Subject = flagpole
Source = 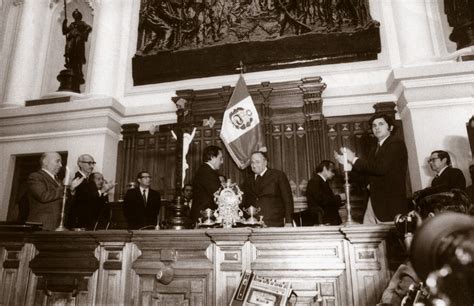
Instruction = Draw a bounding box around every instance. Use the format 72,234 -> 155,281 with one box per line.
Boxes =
236,61 -> 245,75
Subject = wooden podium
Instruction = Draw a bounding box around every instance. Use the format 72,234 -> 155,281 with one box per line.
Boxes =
0,225 -> 394,305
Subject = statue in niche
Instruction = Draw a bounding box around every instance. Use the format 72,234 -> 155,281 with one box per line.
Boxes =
444,0 -> 474,58
57,8 -> 92,93
136,0 -> 379,55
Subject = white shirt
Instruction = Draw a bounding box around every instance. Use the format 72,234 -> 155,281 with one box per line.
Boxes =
378,135 -> 390,147
140,187 -> 149,196
206,161 -> 216,170
255,167 -> 268,179
437,166 -> 449,176
317,173 -> 327,182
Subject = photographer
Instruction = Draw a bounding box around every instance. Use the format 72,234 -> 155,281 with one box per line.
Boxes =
378,189 -> 472,306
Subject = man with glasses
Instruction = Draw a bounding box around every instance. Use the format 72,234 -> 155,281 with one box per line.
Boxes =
68,154 -> 114,229
67,154 -> 95,227
303,160 -> 346,226
123,171 -> 161,229
413,150 -> 466,202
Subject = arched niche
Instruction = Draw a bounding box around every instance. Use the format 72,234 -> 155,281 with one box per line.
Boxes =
41,0 -> 94,95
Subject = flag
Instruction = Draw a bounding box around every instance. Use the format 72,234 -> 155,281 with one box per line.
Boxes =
220,75 -> 266,169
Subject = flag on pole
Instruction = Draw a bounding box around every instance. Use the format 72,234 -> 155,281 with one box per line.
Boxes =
220,75 -> 266,169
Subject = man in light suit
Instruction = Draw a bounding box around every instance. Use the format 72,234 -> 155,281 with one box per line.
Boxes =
123,171 -> 161,229
241,151 -> 294,227
190,146 -> 223,223
26,152 -> 64,230
335,113 -> 409,224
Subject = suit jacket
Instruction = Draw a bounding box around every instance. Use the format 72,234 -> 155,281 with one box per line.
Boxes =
191,163 -> 221,223
431,167 -> 466,190
123,187 -> 161,229
306,175 -> 343,225
353,135 -> 409,222
241,168 -> 294,227
414,167 -> 467,201
26,169 -> 64,230
72,180 -> 110,230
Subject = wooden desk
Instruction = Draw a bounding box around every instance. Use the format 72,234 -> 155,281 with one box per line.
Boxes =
0,225 -> 393,305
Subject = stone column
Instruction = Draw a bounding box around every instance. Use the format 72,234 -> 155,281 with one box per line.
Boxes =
2,0 -> 47,108
87,0 -> 131,97
391,0 -> 436,65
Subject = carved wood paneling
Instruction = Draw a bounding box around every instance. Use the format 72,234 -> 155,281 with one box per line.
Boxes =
115,79 -> 406,224
0,227 -> 395,306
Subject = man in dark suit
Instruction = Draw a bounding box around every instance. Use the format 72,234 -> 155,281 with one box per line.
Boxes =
67,154 -> 95,227
26,152 -> 64,230
74,172 -> 112,230
335,113 -> 409,223
303,160 -> 345,226
190,146 -> 223,223
413,150 -> 466,202
241,151 -> 294,227
123,171 -> 161,229
428,150 -> 466,190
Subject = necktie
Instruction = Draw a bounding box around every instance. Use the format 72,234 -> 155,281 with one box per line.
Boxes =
375,143 -> 381,155
255,174 -> 261,184
142,189 -> 147,206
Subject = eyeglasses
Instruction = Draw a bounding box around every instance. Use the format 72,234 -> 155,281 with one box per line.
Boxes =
140,176 -> 152,179
80,161 -> 96,165
428,157 -> 440,163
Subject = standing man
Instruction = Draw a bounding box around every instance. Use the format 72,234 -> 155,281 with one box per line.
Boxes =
303,160 -> 345,226
26,152 -> 64,230
335,113 -> 409,224
413,150 -> 466,201
190,146 -> 223,223
182,183 -> 193,207
241,151 -> 294,227
68,154 -> 96,228
123,171 -> 161,229
88,172 -> 112,230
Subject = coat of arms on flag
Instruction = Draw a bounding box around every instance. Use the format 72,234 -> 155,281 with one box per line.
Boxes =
220,75 -> 266,169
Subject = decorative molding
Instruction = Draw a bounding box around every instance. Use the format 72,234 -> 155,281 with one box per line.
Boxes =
0,127 -> 121,143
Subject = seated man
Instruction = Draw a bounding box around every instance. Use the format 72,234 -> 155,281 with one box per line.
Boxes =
123,171 -> 161,229
413,150 -> 466,202
241,151 -> 294,227
302,160 -> 345,226
378,189 -> 472,306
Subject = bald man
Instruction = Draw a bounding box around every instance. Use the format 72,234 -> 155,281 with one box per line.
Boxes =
26,152 -> 64,230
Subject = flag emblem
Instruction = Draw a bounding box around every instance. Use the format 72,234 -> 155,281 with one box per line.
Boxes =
230,107 -> 254,130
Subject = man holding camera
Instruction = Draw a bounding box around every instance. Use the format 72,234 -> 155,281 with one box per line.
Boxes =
379,189 -> 472,306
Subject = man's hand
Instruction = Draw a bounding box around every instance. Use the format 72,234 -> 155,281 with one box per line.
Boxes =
70,176 -> 85,192
102,180 -> 116,193
345,148 -> 356,163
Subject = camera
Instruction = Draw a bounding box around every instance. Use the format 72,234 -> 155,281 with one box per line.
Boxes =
394,211 -> 420,237
410,212 -> 474,306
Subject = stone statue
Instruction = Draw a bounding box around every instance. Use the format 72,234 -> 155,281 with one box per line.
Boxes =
60,9 -> 92,92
